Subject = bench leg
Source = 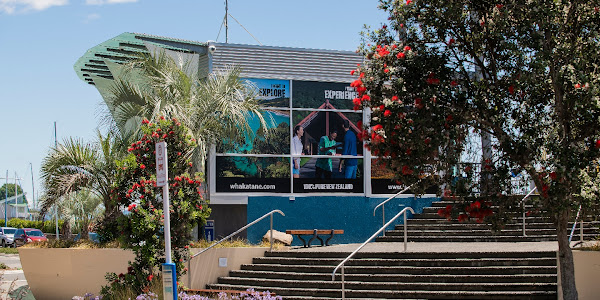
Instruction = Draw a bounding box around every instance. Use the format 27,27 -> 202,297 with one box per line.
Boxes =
325,229 -> 335,246
297,235 -> 308,248
307,229 -> 319,247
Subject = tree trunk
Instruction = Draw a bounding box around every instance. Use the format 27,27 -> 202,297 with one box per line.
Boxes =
557,210 -> 578,300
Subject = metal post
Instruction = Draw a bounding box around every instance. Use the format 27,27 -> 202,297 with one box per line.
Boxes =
381,205 -> 385,236
163,183 -> 172,264
580,220 -> 584,244
14,173 -> 17,218
4,170 -> 7,225
30,163 -> 35,211
54,122 -> 59,240
341,265 -> 345,300
270,213 -> 274,252
403,211 -> 408,252
522,201 -> 526,236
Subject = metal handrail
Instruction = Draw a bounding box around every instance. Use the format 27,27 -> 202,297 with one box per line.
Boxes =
520,186 -> 537,236
569,205 -> 583,245
373,179 -> 422,235
187,209 -> 285,287
332,207 -> 415,299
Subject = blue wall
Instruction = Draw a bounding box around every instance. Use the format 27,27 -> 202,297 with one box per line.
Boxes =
247,195 -> 439,246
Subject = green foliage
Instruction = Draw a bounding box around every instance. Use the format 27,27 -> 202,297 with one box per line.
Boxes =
0,184 -> 24,199
0,248 -> 18,254
356,1 -> 600,299
102,118 -> 210,296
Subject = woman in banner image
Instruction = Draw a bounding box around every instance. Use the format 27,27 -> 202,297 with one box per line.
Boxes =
292,125 -> 304,178
315,130 -> 338,179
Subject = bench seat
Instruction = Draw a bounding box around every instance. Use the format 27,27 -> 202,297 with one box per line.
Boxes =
285,229 -> 344,247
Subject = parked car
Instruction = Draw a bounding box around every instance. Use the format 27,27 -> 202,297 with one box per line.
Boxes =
13,228 -> 47,246
73,232 -> 100,243
0,227 -> 17,247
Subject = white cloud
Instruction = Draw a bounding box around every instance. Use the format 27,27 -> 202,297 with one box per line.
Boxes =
83,12 -> 99,23
85,0 -> 137,5
0,0 -> 68,14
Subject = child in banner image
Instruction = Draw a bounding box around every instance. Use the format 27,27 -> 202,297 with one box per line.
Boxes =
315,131 -> 338,179
292,125 -> 304,178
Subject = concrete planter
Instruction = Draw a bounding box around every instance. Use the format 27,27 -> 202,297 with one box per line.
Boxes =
558,250 -> 600,300
18,248 -> 135,300
18,247 -> 269,299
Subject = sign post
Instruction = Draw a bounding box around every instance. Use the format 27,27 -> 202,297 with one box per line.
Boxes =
156,141 -> 177,300
204,220 -> 215,242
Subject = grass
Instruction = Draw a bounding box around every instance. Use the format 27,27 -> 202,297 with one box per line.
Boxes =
0,248 -> 18,254
189,238 -> 286,250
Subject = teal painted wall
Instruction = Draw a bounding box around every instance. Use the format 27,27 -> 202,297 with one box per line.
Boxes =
247,195 -> 439,246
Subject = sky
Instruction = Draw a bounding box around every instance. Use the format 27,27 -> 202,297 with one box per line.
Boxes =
0,0 -> 388,209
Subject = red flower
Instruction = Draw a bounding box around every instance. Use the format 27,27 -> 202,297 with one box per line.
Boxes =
142,119 -> 150,124
550,172 -> 557,180
372,124 -> 383,131
574,83 -> 581,89
391,96 -> 399,101
448,38 -> 455,45
446,115 -> 453,122
402,165 -> 413,175
496,4 -> 504,9
147,274 -> 154,281
595,140 -> 600,149
397,52 -> 406,59
350,70 -> 355,75
353,98 -> 361,106
404,46 -> 411,51
127,204 -> 136,211
384,110 -> 392,117
406,0 -> 412,5
508,85 -> 515,95
458,214 -> 468,223
415,98 -> 423,109
451,81 -> 458,87
140,164 -> 146,170
384,68 -> 389,73
362,94 -> 371,101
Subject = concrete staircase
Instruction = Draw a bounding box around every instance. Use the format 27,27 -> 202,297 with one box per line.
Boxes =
376,200 -> 600,243
206,250 -> 558,299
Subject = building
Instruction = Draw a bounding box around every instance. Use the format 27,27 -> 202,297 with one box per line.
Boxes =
74,32 -> 438,245
0,194 -> 31,220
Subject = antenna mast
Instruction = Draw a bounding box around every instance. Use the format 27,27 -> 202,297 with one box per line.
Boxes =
225,0 -> 228,43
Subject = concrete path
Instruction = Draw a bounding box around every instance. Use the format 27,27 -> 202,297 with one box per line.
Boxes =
0,253 -> 33,299
290,241 -> 561,253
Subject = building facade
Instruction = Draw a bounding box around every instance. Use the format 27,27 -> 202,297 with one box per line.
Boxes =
74,33 -> 438,245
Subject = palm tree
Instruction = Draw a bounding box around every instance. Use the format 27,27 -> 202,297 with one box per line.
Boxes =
102,50 -> 269,168
58,189 -> 104,240
40,131 -> 121,233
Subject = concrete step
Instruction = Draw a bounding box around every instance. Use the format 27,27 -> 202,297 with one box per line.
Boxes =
216,277 -> 556,292
229,270 -> 557,283
240,263 -> 557,275
376,235 -> 559,242
252,256 -> 556,267
206,283 -> 557,299
264,250 -> 557,259
392,229 -> 558,236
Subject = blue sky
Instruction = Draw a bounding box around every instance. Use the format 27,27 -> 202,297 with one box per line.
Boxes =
0,0 -> 387,208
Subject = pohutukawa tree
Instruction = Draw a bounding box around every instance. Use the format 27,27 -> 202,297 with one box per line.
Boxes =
354,1 -> 600,299
102,117 -> 210,296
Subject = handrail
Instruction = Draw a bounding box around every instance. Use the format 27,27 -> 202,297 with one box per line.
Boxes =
520,186 -> 537,236
373,179 -> 422,235
332,207 -> 415,299
569,205 -> 583,245
187,209 -> 285,288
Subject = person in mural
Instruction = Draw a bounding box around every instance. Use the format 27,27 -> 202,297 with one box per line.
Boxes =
292,125 -> 304,178
315,131 -> 338,179
338,119 -> 358,179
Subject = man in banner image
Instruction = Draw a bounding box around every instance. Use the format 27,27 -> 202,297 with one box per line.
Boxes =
338,119 -> 358,179
315,131 -> 338,179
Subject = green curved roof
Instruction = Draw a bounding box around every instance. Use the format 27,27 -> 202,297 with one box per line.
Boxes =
74,32 -> 208,85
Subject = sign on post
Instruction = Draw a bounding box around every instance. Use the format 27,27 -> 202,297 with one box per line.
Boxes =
156,142 -> 168,187
204,220 -> 214,242
162,263 -> 177,300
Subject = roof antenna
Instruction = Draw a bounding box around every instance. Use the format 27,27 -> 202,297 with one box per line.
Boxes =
225,0 -> 228,43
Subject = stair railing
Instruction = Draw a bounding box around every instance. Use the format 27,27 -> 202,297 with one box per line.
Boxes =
332,207 -> 415,300
569,205 -> 584,245
520,186 -> 537,236
373,179 -> 422,236
186,209 -> 285,288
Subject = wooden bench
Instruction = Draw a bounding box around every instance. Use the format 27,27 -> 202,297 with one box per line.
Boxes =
286,229 -> 344,247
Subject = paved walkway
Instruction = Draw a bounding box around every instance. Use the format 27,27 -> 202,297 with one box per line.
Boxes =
290,241 -> 561,253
